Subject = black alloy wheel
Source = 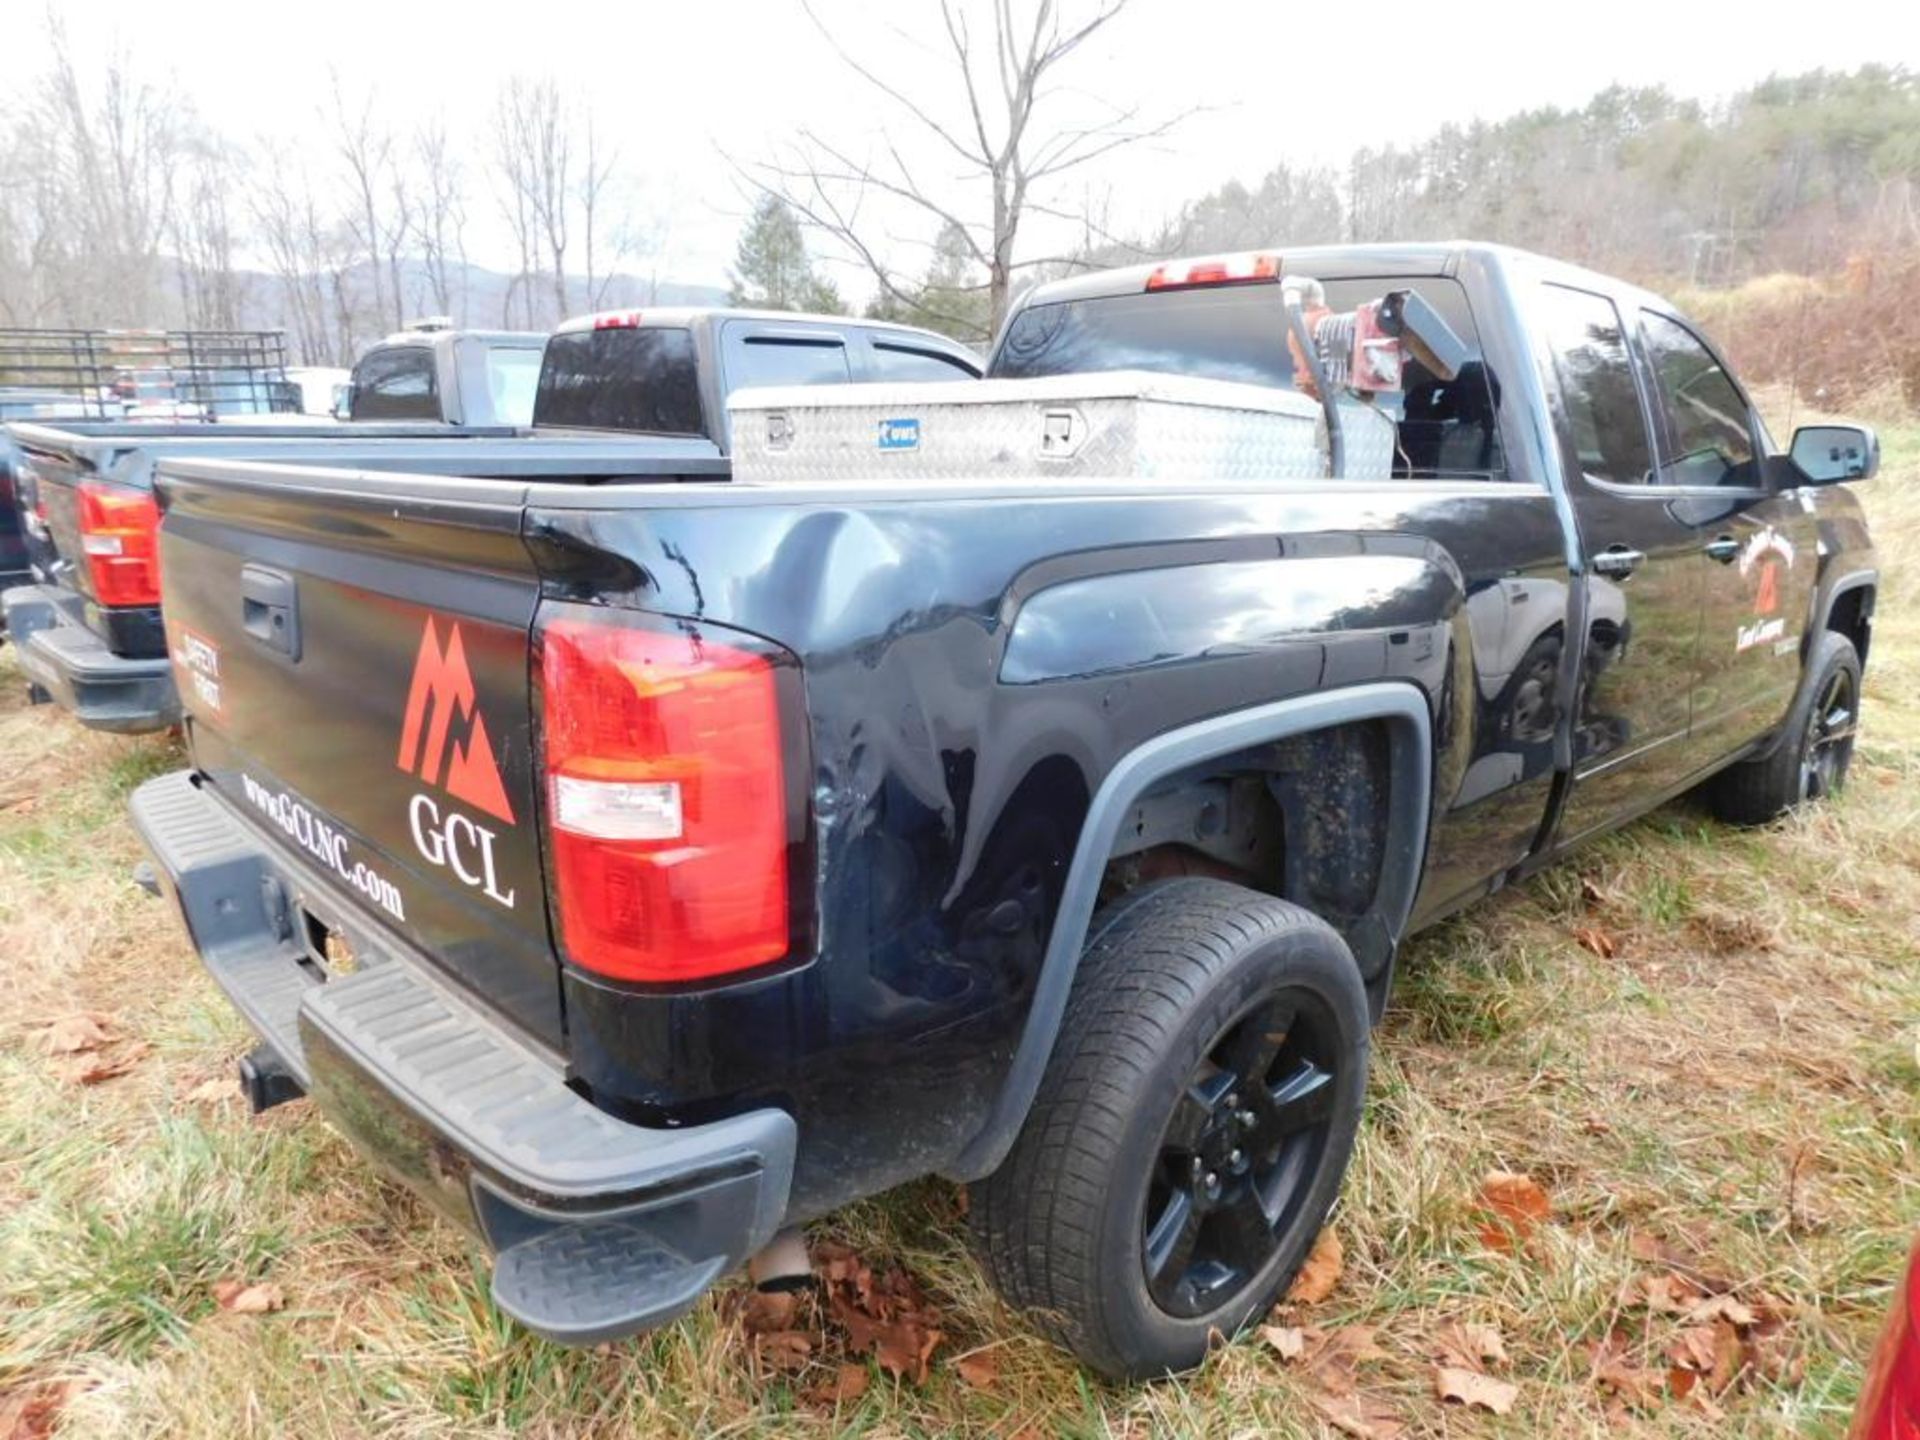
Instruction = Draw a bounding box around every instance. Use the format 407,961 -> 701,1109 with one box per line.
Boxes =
1142,989 -> 1340,1317
1800,664 -> 1857,801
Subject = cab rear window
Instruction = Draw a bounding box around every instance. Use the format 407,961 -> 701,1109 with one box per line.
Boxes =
535,328 -> 704,435
990,278 -> 1505,480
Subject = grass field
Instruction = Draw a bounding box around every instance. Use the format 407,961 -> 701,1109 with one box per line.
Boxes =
2,414 -> 1915,1438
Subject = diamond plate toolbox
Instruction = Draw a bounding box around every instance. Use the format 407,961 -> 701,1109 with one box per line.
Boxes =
727,370 -> 1397,484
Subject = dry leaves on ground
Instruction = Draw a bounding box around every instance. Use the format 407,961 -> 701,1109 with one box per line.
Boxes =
817,1241 -> 945,1385
1590,1332 -> 1665,1410
33,1010 -> 150,1085
213,1279 -> 285,1315
1309,1388 -> 1405,1439
1287,1227 -> 1343,1303
1262,1321 -> 1401,1433
36,1011 -> 115,1054
801,1363 -> 869,1406
1573,925 -> 1620,959
1261,1323 -> 1308,1360
0,1381 -> 85,1440
953,1347 -> 1000,1389
1434,1365 -> 1519,1415
1475,1170 -> 1551,1252
1431,1319 -> 1508,1371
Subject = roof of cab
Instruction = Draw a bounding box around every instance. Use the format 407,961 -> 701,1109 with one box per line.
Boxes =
367,328 -> 546,350
552,305 -> 974,347
1010,241 -> 1666,315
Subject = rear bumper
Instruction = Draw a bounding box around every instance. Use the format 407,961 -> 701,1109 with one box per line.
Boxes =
1,584 -> 179,732
129,769 -> 796,1346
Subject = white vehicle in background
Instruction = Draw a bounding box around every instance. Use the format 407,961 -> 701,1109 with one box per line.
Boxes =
284,366 -> 352,417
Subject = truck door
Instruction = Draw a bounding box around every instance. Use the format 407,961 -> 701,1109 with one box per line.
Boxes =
1536,283 -> 1705,846
1633,309 -> 1818,773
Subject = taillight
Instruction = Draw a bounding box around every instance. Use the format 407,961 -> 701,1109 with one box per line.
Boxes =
76,479 -> 161,607
1145,251 -> 1281,291
1855,1242 -> 1920,1439
591,310 -> 645,330
540,613 -> 791,984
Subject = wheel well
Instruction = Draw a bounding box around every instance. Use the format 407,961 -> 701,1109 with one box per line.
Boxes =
1098,720 -> 1394,986
1826,585 -> 1874,668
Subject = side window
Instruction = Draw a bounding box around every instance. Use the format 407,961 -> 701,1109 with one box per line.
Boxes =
871,341 -> 979,382
1538,285 -> 1653,487
730,336 -> 851,390
1639,311 -> 1758,489
352,348 -> 438,420
483,346 -> 544,426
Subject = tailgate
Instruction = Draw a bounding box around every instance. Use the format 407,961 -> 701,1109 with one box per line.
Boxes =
155,457 -> 560,1041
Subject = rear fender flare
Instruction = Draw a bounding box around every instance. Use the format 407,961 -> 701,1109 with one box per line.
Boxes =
944,681 -> 1433,1182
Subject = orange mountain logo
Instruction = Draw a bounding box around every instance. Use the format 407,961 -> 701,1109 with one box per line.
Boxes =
396,618 -> 516,824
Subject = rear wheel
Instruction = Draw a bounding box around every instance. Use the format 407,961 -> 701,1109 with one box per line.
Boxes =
1709,630 -> 1861,825
968,878 -> 1369,1380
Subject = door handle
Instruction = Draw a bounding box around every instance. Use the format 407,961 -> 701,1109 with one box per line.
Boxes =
1591,545 -> 1646,579
1703,535 -> 1741,564
240,564 -> 300,660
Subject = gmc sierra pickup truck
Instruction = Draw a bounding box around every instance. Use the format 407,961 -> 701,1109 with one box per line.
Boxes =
3,309 -> 979,730
127,244 -> 1878,1380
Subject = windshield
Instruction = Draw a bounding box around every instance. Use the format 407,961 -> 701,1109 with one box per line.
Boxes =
485,346 -> 545,426
990,277 -> 1505,480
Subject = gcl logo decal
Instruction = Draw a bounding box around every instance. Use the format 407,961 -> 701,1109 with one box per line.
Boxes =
397,617 -> 515,822
397,617 -> 517,909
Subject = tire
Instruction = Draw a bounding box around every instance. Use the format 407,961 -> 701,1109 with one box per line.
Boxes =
1708,630 -> 1862,826
968,878 -> 1370,1380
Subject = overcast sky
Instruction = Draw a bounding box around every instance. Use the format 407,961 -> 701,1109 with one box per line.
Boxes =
36,0 -> 1920,291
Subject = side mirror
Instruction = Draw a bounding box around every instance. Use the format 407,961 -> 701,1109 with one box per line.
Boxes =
1789,423 -> 1878,484
331,384 -> 354,421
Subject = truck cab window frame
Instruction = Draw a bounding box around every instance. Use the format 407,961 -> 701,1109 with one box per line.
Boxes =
869,340 -> 980,383
1636,309 -> 1765,494
1536,283 -> 1658,490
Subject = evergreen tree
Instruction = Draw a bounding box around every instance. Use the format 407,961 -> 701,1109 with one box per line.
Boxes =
908,220 -> 993,341
727,196 -> 844,314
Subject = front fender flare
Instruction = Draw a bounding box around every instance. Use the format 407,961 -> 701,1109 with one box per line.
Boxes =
944,681 -> 1433,1183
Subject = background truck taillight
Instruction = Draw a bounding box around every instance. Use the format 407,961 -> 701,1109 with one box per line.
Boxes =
1854,1241 -> 1920,1439
539,611 -> 799,985
77,478 -> 161,607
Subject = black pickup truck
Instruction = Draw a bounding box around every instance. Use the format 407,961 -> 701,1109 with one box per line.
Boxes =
2,309 -> 979,730
128,244 -> 1877,1380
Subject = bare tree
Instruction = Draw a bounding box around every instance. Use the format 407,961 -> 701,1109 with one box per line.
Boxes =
414,115 -> 469,322
171,134 -> 248,329
491,78 -> 573,323
577,108 -> 623,310
328,74 -> 406,333
250,157 -> 357,364
743,0 -> 1190,337
17,20 -> 186,324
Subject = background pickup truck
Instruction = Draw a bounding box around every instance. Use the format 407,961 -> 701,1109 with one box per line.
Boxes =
128,244 -> 1877,1380
342,325 -> 548,426
3,308 -> 980,731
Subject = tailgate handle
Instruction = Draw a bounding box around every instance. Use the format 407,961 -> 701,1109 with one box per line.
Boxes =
240,564 -> 301,660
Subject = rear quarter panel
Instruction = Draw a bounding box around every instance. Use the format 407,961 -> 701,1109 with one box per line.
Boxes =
528,476 -> 1569,1216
